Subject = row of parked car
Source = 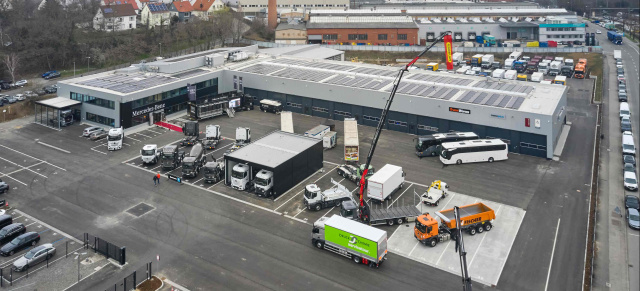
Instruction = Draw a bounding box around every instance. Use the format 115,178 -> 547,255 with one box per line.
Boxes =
0,214 -> 55,272
0,85 -> 58,106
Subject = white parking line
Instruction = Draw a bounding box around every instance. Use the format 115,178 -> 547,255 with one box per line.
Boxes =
136,132 -> 153,139
0,172 -> 27,186
544,218 -> 561,291
274,167 -> 338,210
151,164 -> 162,171
91,148 -> 108,155
146,129 -> 164,135
274,167 -> 332,202
204,143 -> 234,157
388,183 -> 414,209
207,180 -> 224,189
37,141 -> 71,153
193,177 -> 205,184
127,136 -> 142,143
0,156 -> 47,178
0,144 -> 66,171
0,161 -> 45,178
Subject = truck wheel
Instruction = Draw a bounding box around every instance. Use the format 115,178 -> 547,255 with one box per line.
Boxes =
435,200 -> 439,206
335,200 -> 341,207
315,240 -> 324,249
477,225 -> 484,233
484,223 -> 492,231
468,228 -> 477,236
488,157 -> 494,163
456,159 -> 462,165
387,219 -> 395,226
429,238 -> 438,247
353,256 -> 361,264
314,204 -> 322,211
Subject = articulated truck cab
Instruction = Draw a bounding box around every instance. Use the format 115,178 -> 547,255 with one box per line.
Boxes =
107,127 -> 124,151
231,163 -> 251,191
254,169 -> 274,197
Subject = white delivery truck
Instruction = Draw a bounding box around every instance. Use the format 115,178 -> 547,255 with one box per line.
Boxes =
141,144 -> 160,164
203,124 -> 221,150
367,164 -> 405,202
548,61 -> 562,76
323,131 -> 337,149
235,127 -> 251,144
508,51 -> 522,60
564,59 -> 574,68
554,57 -> 564,65
305,125 -> 330,139
492,69 -> 506,79
481,54 -> 494,69
504,70 -> 517,80
107,127 -> 124,151
504,59 -> 515,70
614,50 -> 622,60
312,215 -> 388,267
452,52 -> 464,66
304,178 -> 353,211
344,118 -> 359,162
531,72 -> 544,82
538,61 -> 550,75
456,66 -> 470,74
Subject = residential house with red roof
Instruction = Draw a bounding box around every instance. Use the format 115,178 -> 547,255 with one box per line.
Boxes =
101,0 -> 141,14
192,0 -> 225,20
169,1 -> 194,22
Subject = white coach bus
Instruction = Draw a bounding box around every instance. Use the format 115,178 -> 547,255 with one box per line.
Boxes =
439,139 -> 508,165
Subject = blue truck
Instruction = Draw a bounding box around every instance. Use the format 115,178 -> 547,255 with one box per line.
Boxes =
607,31 -> 623,45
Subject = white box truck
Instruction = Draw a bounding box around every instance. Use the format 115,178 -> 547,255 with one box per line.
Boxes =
367,164 -> 405,202
452,52 -> 463,66
312,215 -> 388,267
492,69 -> 505,79
305,125 -> 330,139
456,66 -> 470,74
548,61 -> 562,76
481,54 -> 494,69
531,72 -> 544,82
504,59 -> 515,69
504,70 -> 517,80
344,118 -> 359,162
614,50 -> 622,60
323,131 -> 337,149
235,127 -> 251,144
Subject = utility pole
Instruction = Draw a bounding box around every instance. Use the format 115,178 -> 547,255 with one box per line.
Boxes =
159,43 -> 162,57
86,57 -> 90,74
73,61 -> 76,77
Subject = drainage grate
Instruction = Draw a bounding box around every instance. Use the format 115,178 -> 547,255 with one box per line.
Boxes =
126,203 -> 155,217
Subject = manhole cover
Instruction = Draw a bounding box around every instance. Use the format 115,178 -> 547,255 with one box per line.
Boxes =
126,203 -> 155,217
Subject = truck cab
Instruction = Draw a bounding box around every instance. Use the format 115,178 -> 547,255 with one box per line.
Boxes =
203,125 -> 221,150
420,180 -> 449,206
231,163 -> 250,190
339,200 -> 360,220
513,61 -> 526,73
203,160 -> 224,183
141,144 -> 160,164
107,127 -> 124,151
235,127 -> 251,144
254,169 -> 274,197
161,145 -> 183,170
182,143 -> 205,178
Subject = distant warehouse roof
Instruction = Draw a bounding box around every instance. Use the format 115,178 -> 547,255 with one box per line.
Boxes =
226,131 -> 321,168
307,16 -> 418,29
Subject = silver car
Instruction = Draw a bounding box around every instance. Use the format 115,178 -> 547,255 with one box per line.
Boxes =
13,243 -> 56,272
83,126 -> 103,137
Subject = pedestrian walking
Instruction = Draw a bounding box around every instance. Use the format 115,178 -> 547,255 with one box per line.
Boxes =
153,175 -> 158,186
156,173 -> 161,185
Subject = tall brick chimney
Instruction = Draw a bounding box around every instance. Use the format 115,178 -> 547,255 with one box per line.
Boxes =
268,0 -> 277,29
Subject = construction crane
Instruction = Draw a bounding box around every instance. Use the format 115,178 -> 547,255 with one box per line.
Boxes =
354,31 -> 473,290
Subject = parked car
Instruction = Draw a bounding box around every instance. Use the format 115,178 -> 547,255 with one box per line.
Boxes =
14,94 -> 25,101
34,89 -> 46,96
625,163 -> 636,174
625,195 -> 640,210
624,155 -> 636,166
596,30 -> 601,34
0,232 -> 41,256
43,86 -> 57,94
25,91 -> 38,98
41,71 -> 57,78
617,67 -> 624,75
621,117 -> 633,132
625,171 -> 638,191
0,178 -> 8,194
83,126 -> 103,137
89,130 -> 108,141
627,208 -> 640,230
13,80 -> 27,87
44,72 -> 60,80
4,96 -> 16,104
13,244 -> 56,272
619,91 -> 628,102
0,81 -> 10,90
0,223 -> 26,245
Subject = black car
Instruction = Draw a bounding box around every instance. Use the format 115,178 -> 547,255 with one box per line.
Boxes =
624,155 -> 636,166
0,232 -> 40,256
625,163 -> 636,173
0,224 -> 26,245
34,89 -> 46,96
0,178 -> 8,194
626,195 -> 640,210
44,72 -> 61,80
43,86 -> 57,94
0,81 -> 10,90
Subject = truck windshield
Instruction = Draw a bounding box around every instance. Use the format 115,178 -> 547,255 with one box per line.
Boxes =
415,220 -> 427,233
108,135 -> 122,141
163,152 -> 174,158
204,167 -> 214,174
232,170 -> 246,179
141,149 -> 155,156
255,177 -> 269,186
183,162 -> 194,170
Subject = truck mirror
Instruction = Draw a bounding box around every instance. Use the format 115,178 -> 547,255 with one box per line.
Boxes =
312,228 -> 319,233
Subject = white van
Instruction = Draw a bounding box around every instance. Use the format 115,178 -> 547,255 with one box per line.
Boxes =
623,135 -> 636,156
620,102 -> 630,119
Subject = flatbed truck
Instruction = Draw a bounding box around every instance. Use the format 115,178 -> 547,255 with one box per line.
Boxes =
304,178 -> 353,211
340,199 -> 423,226
414,202 -> 496,247
312,215 -> 388,267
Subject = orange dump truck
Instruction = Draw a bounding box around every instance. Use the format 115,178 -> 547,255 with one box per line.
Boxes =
414,202 -> 496,247
574,58 -> 588,79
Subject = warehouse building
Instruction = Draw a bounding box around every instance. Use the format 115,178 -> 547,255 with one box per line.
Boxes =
306,16 -> 420,45
224,131 -> 323,197
58,46 -> 566,159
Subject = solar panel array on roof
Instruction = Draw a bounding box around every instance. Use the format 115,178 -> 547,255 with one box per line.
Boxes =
271,68 -> 334,82
172,69 -> 207,79
325,75 -> 390,90
455,90 -> 525,110
388,82 -> 460,100
77,73 -> 174,93
350,67 -> 397,77
238,64 -> 285,75
148,3 -> 168,11
268,59 -> 356,72
406,73 -> 474,86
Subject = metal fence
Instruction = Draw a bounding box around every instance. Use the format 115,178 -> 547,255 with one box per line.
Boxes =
0,240 -> 76,287
104,262 -> 152,291
84,233 -> 126,265
241,39 -> 604,54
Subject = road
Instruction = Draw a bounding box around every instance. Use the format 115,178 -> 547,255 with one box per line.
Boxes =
584,17 -> 640,291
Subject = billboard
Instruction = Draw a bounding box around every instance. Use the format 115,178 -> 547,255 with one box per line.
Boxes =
444,34 -> 454,70
187,84 -> 196,101
325,225 -> 378,260
229,98 -> 241,108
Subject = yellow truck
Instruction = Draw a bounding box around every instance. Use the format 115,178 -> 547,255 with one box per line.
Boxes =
426,62 -> 439,71
517,74 -> 529,81
414,202 -> 496,247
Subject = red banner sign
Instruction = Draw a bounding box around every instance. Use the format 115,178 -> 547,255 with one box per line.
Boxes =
444,35 -> 453,70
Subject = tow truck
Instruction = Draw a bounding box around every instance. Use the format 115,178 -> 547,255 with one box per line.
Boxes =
418,180 -> 449,206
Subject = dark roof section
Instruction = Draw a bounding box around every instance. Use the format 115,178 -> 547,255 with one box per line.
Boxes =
306,22 -> 418,29
499,22 -> 540,28
276,23 -> 307,31
100,4 -> 137,18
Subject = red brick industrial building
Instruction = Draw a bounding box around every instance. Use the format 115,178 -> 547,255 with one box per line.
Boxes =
306,16 -> 419,46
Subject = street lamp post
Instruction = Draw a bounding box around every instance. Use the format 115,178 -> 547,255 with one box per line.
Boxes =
159,43 -> 162,57
73,61 -> 76,77
86,57 -> 90,74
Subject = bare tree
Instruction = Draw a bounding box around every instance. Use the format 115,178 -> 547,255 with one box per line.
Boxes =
4,53 -> 19,82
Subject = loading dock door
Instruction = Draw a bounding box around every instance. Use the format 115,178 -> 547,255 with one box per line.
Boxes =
449,121 -> 473,133
454,32 -> 463,42
519,132 -> 548,158
468,32 -> 476,41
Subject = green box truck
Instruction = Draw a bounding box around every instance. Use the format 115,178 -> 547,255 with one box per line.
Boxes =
312,215 -> 388,267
